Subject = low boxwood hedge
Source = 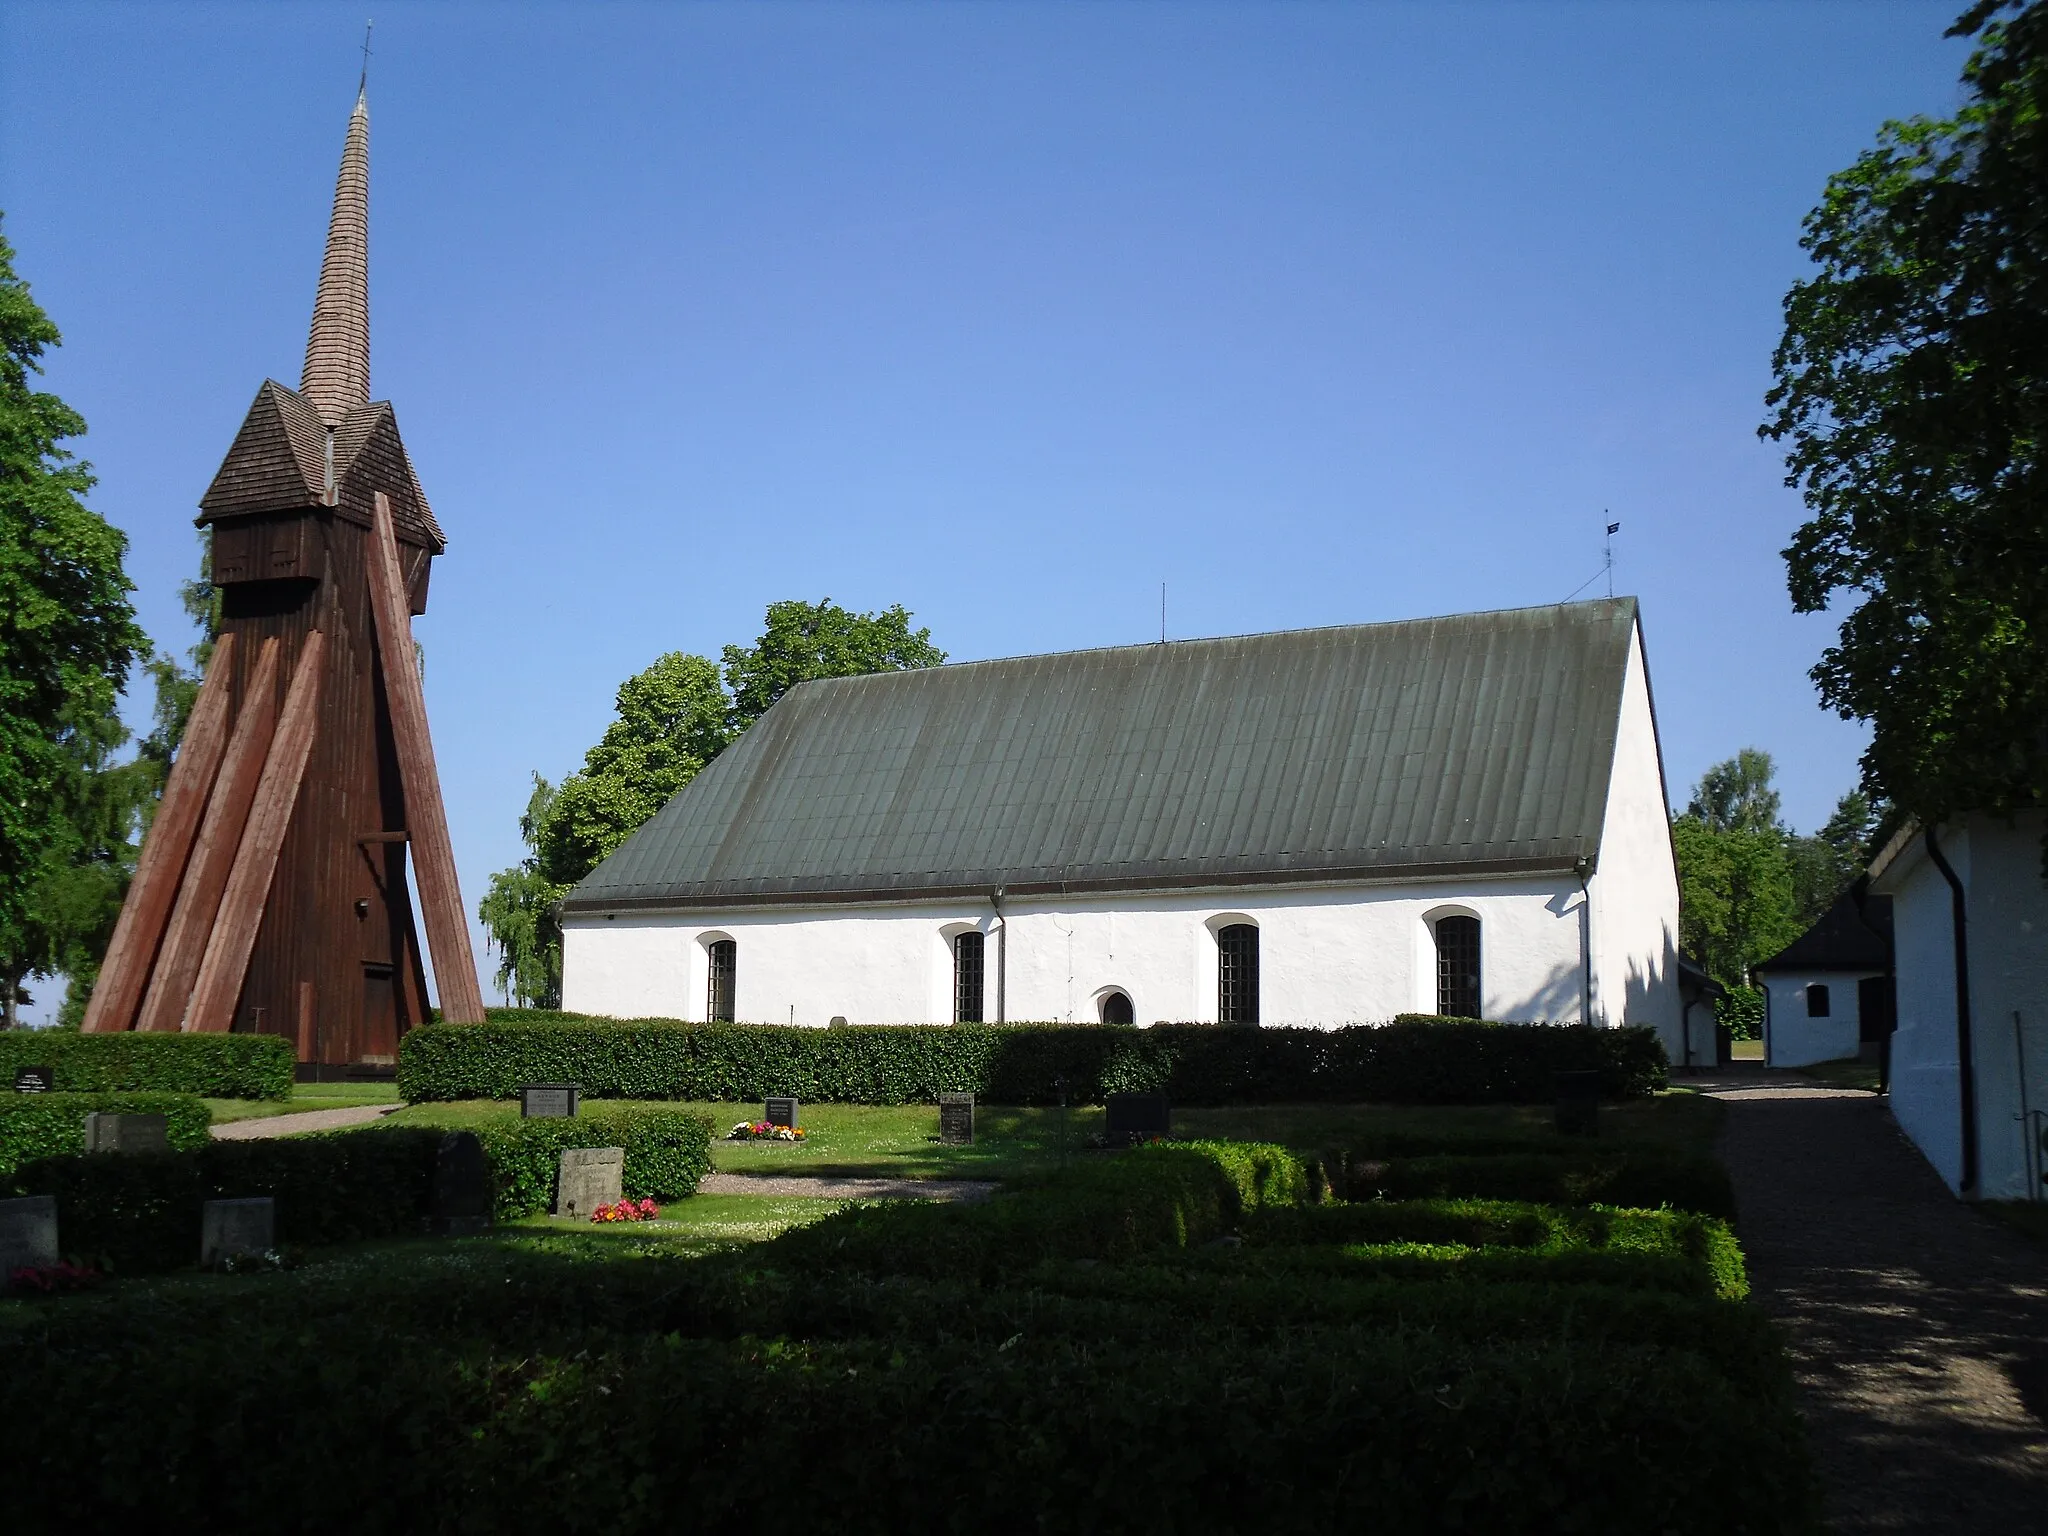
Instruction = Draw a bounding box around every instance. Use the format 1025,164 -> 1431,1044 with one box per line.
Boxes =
0,1092 -> 212,1177
10,1107 -> 715,1270
0,1031 -> 293,1099
397,1015 -> 1668,1105
1339,1147 -> 1738,1218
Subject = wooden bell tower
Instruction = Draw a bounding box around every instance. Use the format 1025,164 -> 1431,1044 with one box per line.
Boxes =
83,86 -> 486,1064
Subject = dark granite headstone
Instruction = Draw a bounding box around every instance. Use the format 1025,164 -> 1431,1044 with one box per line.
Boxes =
1104,1093 -> 1171,1147
0,1195 -> 59,1275
1554,1070 -> 1602,1136
14,1065 -> 54,1094
938,1093 -> 974,1146
765,1096 -> 799,1129
430,1132 -> 493,1235
200,1198 -> 274,1267
84,1112 -> 168,1154
521,1083 -> 580,1119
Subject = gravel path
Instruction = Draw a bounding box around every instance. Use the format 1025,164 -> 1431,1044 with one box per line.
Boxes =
1697,1069 -> 2048,1533
697,1173 -> 996,1202
209,1105 -> 400,1139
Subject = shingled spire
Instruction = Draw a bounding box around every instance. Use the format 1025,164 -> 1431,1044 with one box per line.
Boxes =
300,89 -> 370,426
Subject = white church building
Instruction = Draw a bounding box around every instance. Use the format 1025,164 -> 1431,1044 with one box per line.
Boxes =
561,598 -> 1685,1055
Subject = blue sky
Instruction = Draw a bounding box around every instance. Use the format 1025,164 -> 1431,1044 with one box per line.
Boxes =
2,1 -> 1970,1008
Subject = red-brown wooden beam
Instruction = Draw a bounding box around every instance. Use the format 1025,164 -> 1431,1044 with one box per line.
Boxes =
186,632 -> 326,1035
134,637 -> 282,1034
81,632 -> 240,1033
368,492 -> 486,1024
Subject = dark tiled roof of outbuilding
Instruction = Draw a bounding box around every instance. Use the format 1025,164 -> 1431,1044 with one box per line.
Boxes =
1753,891 -> 1893,973
564,598 -> 1644,913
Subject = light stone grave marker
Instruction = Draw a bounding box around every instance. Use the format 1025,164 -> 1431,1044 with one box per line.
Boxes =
0,1195 -> 59,1275
555,1147 -> 624,1220
201,1198 -> 275,1267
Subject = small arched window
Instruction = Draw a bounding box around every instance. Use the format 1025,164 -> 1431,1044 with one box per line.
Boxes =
1806,983 -> 1831,1018
1217,924 -> 1260,1024
706,939 -> 737,1024
953,931 -> 985,1023
1100,990 -> 1134,1025
1435,915 -> 1481,1020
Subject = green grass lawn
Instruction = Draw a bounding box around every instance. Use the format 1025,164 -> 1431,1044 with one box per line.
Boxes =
1796,1057 -> 1882,1092
376,1089 -> 1722,1179
204,1081 -> 403,1124
1730,1039 -> 1765,1062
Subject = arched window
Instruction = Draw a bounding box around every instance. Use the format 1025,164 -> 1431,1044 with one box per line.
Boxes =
1806,983 -> 1831,1018
706,939 -> 737,1023
1100,990 -> 1134,1025
1217,924 -> 1260,1024
1434,915 -> 1481,1020
953,931 -> 985,1023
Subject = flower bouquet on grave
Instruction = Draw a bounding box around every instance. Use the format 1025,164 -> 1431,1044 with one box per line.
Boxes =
726,1120 -> 807,1142
591,1198 -> 660,1223
5,1261 -> 104,1297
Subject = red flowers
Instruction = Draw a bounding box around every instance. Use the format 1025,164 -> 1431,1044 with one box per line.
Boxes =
6,1262 -> 103,1296
590,1198 -> 660,1223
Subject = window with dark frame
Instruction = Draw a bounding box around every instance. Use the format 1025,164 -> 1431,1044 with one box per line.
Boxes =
953,931 -> 985,1023
1217,923 -> 1260,1024
1435,915 -> 1482,1020
1806,983 -> 1831,1018
706,939 -> 737,1024
1100,990 -> 1134,1025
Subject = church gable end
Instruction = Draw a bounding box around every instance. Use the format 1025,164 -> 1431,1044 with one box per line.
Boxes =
197,380 -> 328,519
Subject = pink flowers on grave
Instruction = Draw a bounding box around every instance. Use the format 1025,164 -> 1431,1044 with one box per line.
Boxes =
590,1198 -> 660,1224
6,1262 -> 103,1296
727,1120 -> 806,1142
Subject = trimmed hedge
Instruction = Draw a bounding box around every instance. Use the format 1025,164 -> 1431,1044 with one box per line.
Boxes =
1339,1147 -> 1738,1218
365,1106 -> 714,1221
397,1016 -> 1669,1105
0,1093 -> 212,1177
0,1031 -> 293,1099
10,1108 -> 714,1270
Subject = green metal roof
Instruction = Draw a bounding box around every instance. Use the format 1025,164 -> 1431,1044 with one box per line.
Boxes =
563,598 -> 1641,912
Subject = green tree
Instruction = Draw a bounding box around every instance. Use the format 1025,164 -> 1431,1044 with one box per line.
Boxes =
1762,0 -> 2048,840
478,775 -> 567,1010
0,227 -> 145,1019
137,530 -> 220,813
1671,751 -> 1801,988
722,597 -> 945,733
1787,788 -> 1888,926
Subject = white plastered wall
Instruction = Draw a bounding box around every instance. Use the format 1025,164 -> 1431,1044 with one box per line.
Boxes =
1872,811 -> 2048,1199
1759,972 -> 1872,1068
561,874 -> 1598,1027
1585,622 -> 1682,1058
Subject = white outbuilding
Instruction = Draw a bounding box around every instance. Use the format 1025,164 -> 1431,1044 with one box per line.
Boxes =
561,598 -> 1685,1054
1867,812 -> 2048,1201
1752,890 -> 1894,1070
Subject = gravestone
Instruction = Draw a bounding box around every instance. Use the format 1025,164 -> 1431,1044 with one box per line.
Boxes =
0,1195 -> 59,1275
14,1065 -> 53,1094
1104,1093 -> 1171,1147
84,1112 -> 169,1154
938,1093 -> 975,1146
521,1083 -> 580,1119
765,1096 -> 799,1129
200,1197 -> 275,1267
555,1147 -> 625,1220
1554,1071 -> 1602,1137
430,1131 -> 492,1235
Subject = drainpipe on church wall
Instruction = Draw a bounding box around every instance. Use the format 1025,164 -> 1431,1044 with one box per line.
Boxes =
990,887 -> 1007,1024
1574,856 -> 1597,1027
1924,824 -> 1979,1195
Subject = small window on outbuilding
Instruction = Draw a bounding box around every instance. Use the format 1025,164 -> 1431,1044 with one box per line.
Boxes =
1806,983 -> 1831,1018
953,931 -> 985,1023
1435,915 -> 1482,1020
1217,924 -> 1260,1024
1100,990 -> 1134,1025
706,939 -> 737,1024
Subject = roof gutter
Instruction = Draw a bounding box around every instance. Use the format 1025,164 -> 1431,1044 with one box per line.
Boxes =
1924,823 -> 1979,1195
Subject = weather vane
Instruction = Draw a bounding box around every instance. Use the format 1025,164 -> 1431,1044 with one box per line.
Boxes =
359,19 -> 374,94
